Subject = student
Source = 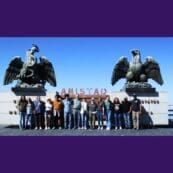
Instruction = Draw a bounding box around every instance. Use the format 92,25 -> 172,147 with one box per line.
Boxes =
80,98 -> 88,130
45,99 -> 53,130
130,94 -> 142,130
72,94 -> 81,129
97,97 -> 104,130
121,97 -> 131,129
26,98 -> 35,129
63,94 -> 73,129
113,97 -> 122,130
33,96 -> 43,130
17,96 -> 27,130
53,96 -> 64,129
88,97 -> 97,129
104,96 -> 113,130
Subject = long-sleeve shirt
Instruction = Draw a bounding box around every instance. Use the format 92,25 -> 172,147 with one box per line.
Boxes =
34,100 -> 42,114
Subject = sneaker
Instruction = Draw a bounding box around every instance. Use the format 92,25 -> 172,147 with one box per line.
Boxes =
52,127 -> 56,130
119,126 -> 122,130
100,126 -> 103,130
59,127 -> 62,130
45,127 -> 48,130
84,127 -> 87,130
47,127 -> 51,130
35,127 -> 38,130
97,126 -> 100,130
39,127 -> 42,130
115,127 -> 118,130
106,127 -> 110,130
78,127 -> 81,130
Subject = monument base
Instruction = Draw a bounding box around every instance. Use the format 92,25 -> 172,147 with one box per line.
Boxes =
12,87 -> 46,96
124,87 -> 158,97
122,82 -> 158,96
110,90 -> 168,126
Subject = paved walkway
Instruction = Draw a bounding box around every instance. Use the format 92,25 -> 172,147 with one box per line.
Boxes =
0,125 -> 173,136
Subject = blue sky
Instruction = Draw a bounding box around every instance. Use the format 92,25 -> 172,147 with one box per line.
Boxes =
0,37 -> 172,103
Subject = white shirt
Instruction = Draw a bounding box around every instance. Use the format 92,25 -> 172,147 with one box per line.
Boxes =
46,102 -> 52,111
81,101 -> 88,114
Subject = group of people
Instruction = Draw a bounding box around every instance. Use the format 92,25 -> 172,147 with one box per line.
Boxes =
17,93 -> 142,131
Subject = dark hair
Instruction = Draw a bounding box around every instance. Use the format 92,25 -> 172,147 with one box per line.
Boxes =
47,98 -> 52,103
19,96 -> 26,102
28,98 -> 32,103
113,97 -> 120,104
65,94 -> 70,97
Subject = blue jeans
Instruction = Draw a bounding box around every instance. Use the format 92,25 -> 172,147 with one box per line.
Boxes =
64,111 -> 72,129
19,111 -> 26,129
97,110 -> 103,127
73,109 -> 81,128
106,110 -> 112,129
25,114 -> 32,128
123,113 -> 131,128
114,112 -> 122,128
81,111 -> 88,128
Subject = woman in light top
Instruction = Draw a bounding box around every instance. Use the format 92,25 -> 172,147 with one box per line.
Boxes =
45,98 -> 53,130
97,97 -> 104,130
80,98 -> 88,130
113,97 -> 122,130
26,98 -> 35,129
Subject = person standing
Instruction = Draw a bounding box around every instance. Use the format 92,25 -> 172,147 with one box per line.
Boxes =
45,99 -> 53,130
113,97 -> 122,130
130,94 -> 142,130
33,96 -> 43,130
53,95 -> 64,129
80,98 -> 88,130
72,94 -> 81,129
63,94 -> 73,129
26,98 -> 35,129
104,95 -> 113,130
97,97 -> 104,130
88,97 -> 97,130
17,96 -> 27,130
121,97 -> 131,129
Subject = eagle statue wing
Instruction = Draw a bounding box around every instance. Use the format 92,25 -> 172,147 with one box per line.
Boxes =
3,57 -> 23,85
111,57 -> 129,85
39,56 -> 57,87
143,57 -> 163,85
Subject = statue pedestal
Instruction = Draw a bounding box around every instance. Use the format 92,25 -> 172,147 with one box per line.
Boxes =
110,90 -> 168,126
12,87 -> 46,96
124,87 -> 158,96
122,82 -> 158,96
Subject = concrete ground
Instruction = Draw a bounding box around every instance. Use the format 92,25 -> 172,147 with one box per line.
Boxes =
1,125 -> 173,136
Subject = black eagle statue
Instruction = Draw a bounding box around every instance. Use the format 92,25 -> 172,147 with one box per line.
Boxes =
3,44 -> 57,88
111,49 -> 163,87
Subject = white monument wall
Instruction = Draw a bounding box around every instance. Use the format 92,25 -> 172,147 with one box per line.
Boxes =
0,92 -> 56,125
110,91 -> 168,125
0,91 -> 169,126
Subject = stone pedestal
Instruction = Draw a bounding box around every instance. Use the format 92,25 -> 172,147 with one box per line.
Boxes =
110,91 -> 168,126
12,87 -> 46,96
124,87 -> 158,96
